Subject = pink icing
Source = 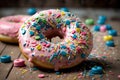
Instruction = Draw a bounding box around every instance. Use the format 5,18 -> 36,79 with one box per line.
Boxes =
0,15 -> 30,37
18,9 -> 93,70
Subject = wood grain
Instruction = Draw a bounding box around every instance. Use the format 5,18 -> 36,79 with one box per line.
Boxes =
0,44 -> 20,80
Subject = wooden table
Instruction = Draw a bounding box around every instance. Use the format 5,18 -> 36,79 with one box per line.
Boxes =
0,9 -> 120,80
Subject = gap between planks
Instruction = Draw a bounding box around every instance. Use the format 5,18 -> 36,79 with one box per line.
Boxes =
0,43 -> 21,80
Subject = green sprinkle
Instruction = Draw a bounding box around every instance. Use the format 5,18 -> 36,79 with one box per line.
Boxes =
40,13 -> 44,16
42,19 -> 46,24
37,19 -> 42,23
56,19 -> 61,23
35,36 -> 40,40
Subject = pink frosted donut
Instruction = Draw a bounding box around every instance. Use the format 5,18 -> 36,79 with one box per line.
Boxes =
0,15 -> 30,43
18,9 -> 93,70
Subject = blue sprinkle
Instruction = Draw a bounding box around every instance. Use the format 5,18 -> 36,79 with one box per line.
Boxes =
105,41 -> 115,47
93,25 -> 100,31
0,55 -> 11,63
105,24 -> 112,30
67,13 -> 71,16
60,45 -> 66,49
23,43 -> 26,47
71,20 -> 76,22
81,53 -> 86,58
31,48 -> 34,51
27,8 -> 36,15
49,55 -> 54,62
57,24 -> 61,28
70,44 -> 75,50
53,53 -> 58,57
98,15 -> 107,21
65,20 -> 70,25
49,53 -> 58,62
31,54 -> 35,57
97,19 -> 105,25
31,67 -> 38,71
76,22 -> 80,28
29,30 -> 34,36
39,34 -> 44,39
32,23 -> 37,27
60,7 -> 69,12
41,24 -> 45,27
21,29 -> 26,35
72,34 -> 77,39
60,51 -> 67,57
55,71 -> 61,75
89,66 -> 103,75
36,25 -> 41,30
108,29 -> 117,36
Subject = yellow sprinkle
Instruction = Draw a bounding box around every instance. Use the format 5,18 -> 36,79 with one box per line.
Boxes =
103,35 -> 113,41
73,53 -> 76,56
73,76 -> 77,80
22,69 -> 28,74
39,54 -> 44,57
61,11 -> 65,16
66,40 -> 70,43
76,28 -> 81,33
36,44 -> 42,50
57,75 -> 60,78
21,25 -> 25,28
11,52 -> 13,54
56,9 -> 59,11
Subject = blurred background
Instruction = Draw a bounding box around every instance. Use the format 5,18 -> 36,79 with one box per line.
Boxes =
0,0 -> 120,20
0,0 -> 120,8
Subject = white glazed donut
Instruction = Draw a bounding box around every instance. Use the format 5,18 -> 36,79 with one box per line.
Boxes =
18,9 -> 93,71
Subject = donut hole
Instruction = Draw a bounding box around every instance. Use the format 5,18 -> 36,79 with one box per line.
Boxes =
51,36 -> 63,44
43,28 -> 65,44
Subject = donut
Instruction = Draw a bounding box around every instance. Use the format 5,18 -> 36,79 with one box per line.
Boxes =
18,9 -> 93,70
0,15 -> 30,43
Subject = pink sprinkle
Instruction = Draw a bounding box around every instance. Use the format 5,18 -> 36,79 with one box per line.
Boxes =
78,76 -> 83,79
48,11 -> 52,14
26,40 -> 30,43
118,75 -> 120,79
31,41 -> 36,44
32,44 -> 37,47
56,14 -> 61,18
62,27 -> 66,32
42,42 -> 47,46
76,47 -> 81,52
46,44 -> 51,47
109,71 -> 114,75
77,72 -> 82,76
38,74 -> 45,78
81,32 -> 87,35
79,40 -> 86,44
100,25 -> 106,32
14,59 -> 25,67
71,30 -> 76,34
81,23 -> 86,28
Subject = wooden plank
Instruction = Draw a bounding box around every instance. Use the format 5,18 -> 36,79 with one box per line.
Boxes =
0,44 -> 20,80
0,42 -> 6,55
7,54 -> 80,80
6,21 -> 120,80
